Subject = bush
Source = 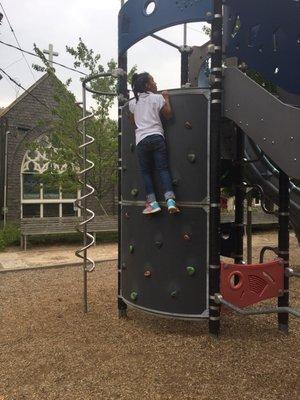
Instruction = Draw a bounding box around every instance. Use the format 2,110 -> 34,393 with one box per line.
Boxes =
0,223 -> 20,252
0,234 -> 5,252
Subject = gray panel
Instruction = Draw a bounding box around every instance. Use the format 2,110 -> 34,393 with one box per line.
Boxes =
121,89 -> 210,204
120,205 -> 208,317
224,67 -> 300,179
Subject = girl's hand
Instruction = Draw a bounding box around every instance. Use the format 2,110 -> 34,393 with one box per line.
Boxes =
162,91 -> 170,100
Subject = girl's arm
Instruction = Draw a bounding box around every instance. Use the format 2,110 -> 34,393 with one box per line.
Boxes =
161,91 -> 172,120
128,111 -> 136,126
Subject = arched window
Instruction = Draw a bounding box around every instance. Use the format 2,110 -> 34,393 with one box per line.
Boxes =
21,137 -> 80,218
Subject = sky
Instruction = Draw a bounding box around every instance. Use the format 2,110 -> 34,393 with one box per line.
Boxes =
0,0 -> 209,118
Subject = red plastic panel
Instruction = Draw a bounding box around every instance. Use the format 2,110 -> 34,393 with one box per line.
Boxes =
220,259 -> 284,308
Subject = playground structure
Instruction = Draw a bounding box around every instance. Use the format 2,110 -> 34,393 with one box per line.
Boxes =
77,0 -> 300,336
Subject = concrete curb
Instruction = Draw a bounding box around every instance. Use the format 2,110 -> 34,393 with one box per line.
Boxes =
0,258 -> 118,274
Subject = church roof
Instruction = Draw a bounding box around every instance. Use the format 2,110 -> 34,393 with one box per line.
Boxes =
0,73 -> 49,119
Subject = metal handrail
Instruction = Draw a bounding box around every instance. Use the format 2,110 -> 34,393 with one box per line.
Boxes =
215,294 -> 300,318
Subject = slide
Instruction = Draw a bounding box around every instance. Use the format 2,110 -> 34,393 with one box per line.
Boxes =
223,67 -> 300,242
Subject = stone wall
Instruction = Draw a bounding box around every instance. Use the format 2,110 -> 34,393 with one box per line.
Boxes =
0,74 -> 117,225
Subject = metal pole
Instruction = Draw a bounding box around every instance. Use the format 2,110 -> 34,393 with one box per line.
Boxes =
180,23 -> 191,86
278,170 -> 290,332
234,127 -> 244,264
3,128 -> 9,227
246,194 -> 253,264
181,49 -> 190,86
118,0 -> 128,317
150,34 -> 181,50
209,0 -> 223,337
82,86 -> 88,314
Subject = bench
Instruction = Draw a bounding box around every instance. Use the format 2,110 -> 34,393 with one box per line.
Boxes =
20,216 -> 118,250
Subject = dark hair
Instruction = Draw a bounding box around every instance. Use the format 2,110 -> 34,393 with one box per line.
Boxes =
131,72 -> 151,101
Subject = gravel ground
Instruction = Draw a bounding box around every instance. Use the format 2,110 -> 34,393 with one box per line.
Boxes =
0,232 -> 299,400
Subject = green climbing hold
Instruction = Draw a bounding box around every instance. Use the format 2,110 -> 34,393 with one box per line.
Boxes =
130,143 -> 135,152
131,188 -> 138,197
129,245 -> 134,254
186,266 -> 196,276
187,153 -> 196,164
130,291 -> 138,301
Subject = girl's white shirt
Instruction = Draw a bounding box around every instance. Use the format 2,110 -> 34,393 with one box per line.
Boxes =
129,92 -> 166,145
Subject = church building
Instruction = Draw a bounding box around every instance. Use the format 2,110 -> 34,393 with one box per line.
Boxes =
0,73 -> 116,225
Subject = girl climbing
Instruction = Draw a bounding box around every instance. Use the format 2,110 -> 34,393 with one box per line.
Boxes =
129,72 -> 180,215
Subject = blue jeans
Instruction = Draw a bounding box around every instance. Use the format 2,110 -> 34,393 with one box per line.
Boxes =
137,134 -> 175,203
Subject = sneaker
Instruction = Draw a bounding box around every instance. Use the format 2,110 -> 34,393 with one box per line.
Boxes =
142,201 -> 161,215
167,199 -> 180,214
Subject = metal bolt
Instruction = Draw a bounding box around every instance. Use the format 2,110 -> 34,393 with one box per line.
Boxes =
263,138 -> 267,141
271,141 -> 275,144
294,158 -> 297,162
144,270 -> 151,278
261,118 -> 264,122
290,136 -> 294,140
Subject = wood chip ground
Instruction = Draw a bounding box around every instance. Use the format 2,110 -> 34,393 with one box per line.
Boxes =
0,232 -> 299,400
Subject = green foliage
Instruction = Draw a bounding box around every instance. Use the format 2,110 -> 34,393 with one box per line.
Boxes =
0,234 -> 5,252
246,70 -> 277,94
0,224 -> 20,252
31,39 -> 137,210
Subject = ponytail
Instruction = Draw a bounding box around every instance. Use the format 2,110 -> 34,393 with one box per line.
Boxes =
131,72 -> 151,102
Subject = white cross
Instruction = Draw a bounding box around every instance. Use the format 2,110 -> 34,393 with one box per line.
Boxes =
43,44 -> 59,65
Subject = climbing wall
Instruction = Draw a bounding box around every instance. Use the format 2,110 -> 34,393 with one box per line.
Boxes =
120,89 -> 210,318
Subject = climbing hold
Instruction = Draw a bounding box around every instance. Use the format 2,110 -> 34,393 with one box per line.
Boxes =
185,121 -> 193,129
155,241 -> 163,249
187,153 -> 196,163
172,178 -> 179,187
130,291 -> 138,301
130,143 -> 135,152
183,234 -> 191,241
131,188 -> 139,197
171,290 -> 179,299
186,266 -> 196,276
129,245 -> 134,254
144,270 -> 151,278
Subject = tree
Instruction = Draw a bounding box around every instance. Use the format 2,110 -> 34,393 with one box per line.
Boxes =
31,38 -> 135,214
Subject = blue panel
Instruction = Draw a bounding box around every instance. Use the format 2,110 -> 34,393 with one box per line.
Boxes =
223,0 -> 300,94
119,0 -> 214,55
